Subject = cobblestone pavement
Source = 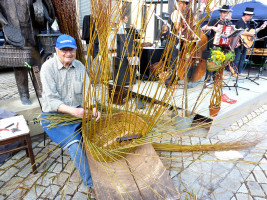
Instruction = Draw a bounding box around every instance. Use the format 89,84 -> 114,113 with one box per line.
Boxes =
0,70 -> 267,199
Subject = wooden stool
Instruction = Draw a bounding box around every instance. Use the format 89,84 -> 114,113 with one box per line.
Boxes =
0,115 -> 37,173
87,143 -> 180,200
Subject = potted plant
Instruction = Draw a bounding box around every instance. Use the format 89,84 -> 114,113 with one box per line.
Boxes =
208,47 -> 234,117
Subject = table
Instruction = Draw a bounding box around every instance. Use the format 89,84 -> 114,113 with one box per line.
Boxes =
139,47 -> 165,78
0,115 -> 37,173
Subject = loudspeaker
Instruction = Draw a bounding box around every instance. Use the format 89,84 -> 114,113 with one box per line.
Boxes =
117,34 -> 134,58
113,56 -> 137,86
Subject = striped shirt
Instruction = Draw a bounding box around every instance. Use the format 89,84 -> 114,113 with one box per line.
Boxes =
40,55 -> 91,112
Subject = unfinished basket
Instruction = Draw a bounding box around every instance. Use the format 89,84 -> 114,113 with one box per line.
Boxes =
84,112 -> 148,162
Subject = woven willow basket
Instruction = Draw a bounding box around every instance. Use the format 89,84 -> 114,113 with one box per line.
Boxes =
207,61 -> 223,72
84,113 -> 148,162
0,45 -> 32,67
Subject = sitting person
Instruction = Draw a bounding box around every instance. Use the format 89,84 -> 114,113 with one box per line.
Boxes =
40,34 -> 100,189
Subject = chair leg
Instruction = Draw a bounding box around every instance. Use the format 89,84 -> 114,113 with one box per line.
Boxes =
44,132 -> 46,146
61,148 -> 64,170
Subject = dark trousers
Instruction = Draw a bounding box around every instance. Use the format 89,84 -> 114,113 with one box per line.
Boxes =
234,46 -> 247,73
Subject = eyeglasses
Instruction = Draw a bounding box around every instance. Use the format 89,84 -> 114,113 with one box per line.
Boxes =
59,48 -> 76,54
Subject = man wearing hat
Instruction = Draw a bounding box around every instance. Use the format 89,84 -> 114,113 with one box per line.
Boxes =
201,5 -> 232,80
233,7 -> 266,74
40,34 -> 100,191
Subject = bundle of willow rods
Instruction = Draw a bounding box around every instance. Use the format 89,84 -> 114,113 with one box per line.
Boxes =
152,139 -> 259,152
51,0 -> 85,64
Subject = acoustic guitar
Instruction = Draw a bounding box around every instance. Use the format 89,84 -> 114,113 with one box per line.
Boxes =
241,21 -> 267,48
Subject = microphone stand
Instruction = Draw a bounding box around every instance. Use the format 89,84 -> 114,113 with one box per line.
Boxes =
223,27 -> 250,95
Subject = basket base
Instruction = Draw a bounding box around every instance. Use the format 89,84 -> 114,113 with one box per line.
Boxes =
87,143 -> 180,199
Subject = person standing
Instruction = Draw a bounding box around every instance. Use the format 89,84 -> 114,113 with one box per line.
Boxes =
160,24 -> 169,46
40,35 -> 100,189
201,5 -> 232,81
117,15 -> 128,34
165,0 -> 190,88
233,7 -> 266,74
82,15 -> 99,59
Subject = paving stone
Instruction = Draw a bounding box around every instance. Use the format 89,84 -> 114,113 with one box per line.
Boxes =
53,162 -> 63,173
17,163 -> 32,178
62,155 -> 71,164
0,158 -> 16,169
64,161 -> 75,174
212,187 -> 234,200
261,183 -> 267,196
259,158 -> 267,171
36,172 -> 56,187
199,138 -> 211,145
0,167 -> 19,182
246,173 -> 256,182
0,177 -> 23,197
23,185 -> 45,200
235,163 -> 255,178
254,197 -> 267,200
43,158 -> 57,172
253,166 -> 267,183
62,182 -> 79,195
247,181 -> 265,197
14,157 -> 30,168
51,148 -> 62,159
219,174 -> 242,193
180,169 -> 200,187
7,188 -> 28,199
37,139 -> 50,148
237,183 -> 249,194
12,150 -> 26,160
235,193 -> 253,200
52,172 -> 69,185
23,173 -> 42,188
190,137 -> 200,145
244,154 -> 263,164
78,183 -> 90,193
73,191 -> 89,199
41,184 -> 60,199
33,147 -> 43,156
181,136 -> 191,145
70,169 -> 82,183
169,169 -> 178,178
54,194 -> 72,200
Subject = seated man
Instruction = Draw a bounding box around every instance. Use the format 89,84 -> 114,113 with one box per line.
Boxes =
40,34 -> 100,188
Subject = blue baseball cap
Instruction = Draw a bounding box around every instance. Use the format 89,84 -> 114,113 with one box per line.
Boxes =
56,34 -> 77,49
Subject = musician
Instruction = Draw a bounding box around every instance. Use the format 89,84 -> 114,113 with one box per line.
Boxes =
233,7 -> 266,74
165,0 -> 190,88
201,5 -> 232,50
201,5 -> 232,81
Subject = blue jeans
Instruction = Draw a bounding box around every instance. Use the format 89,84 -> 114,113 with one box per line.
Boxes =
68,142 -> 93,187
41,112 -> 93,186
234,46 -> 247,73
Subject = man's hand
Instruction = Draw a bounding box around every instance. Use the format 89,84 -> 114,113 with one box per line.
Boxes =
92,107 -> 101,121
260,24 -> 266,30
58,104 -> 101,121
71,107 -> 87,119
71,107 -> 101,121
